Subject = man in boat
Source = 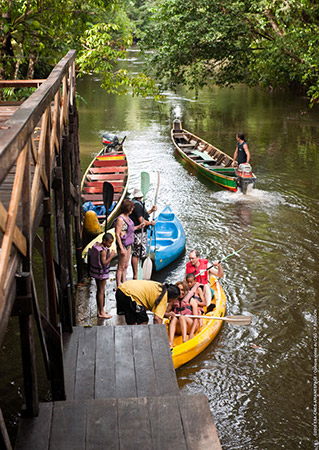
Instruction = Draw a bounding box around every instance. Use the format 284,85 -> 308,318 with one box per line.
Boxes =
115,280 -> 180,324
232,133 -> 250,167
186,250 -> 224,306
130,188 -> 157,279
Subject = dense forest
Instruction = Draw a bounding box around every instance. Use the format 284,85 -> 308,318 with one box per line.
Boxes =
1,0 -> 319,104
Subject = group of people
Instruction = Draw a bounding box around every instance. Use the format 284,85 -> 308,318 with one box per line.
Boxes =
89,188 -> 157,318
115,250 -> 223,346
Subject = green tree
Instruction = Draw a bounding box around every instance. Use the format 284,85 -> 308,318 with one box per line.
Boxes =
140,0 -> 319,104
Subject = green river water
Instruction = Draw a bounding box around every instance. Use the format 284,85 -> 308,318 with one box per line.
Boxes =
1,49 -> 319,449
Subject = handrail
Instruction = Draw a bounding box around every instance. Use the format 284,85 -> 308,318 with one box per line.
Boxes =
0,50 -> 76,185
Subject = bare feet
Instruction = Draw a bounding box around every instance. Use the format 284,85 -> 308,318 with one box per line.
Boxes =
97,311 -> 112,319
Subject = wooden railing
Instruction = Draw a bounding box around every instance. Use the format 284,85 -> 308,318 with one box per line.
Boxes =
0,50 -> 83,445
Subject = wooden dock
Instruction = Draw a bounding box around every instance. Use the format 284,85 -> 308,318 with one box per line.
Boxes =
14,325 -> 222,449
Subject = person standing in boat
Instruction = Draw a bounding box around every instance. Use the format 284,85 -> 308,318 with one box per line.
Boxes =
114,199 -> 144,288
90,232 -> 116,319
130,188 -> 157,279
115,280 -> 180,324
232,133 -> 250,167
186,250 -> 223,306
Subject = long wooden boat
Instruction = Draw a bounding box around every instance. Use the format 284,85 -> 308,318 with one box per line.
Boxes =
171,120 -> 256,194
147,205 -> 186,271
166,276 -> 226,370
81,133 -> 129,240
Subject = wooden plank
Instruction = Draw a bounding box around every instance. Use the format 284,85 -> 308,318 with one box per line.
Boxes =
81,193 -> 121,202
118,397 -> 153,450
148,396 -> 187,450
93,160 -> 126,167
178,395 -> 222,450
84,181 -> 124,188
86,399 -> 119,450
15,402 -> 52,450
95,326 -> 116,398
89,167 -> 127,174
63,327 -> 81,401
0,201 -> 27,256
74,327 -> 96,400
149,325 -> 179,395
0,80 -> 45,88
50,401 -> 86,450
86,174 -> 125,182
114,326 -> 137,398
82,186 -> 123,194
132,326 -> 159,397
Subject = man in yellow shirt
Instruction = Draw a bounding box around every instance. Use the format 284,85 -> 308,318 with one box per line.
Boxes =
116,280 -> 180,324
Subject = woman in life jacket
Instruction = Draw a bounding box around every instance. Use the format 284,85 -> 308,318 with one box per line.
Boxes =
114,199 -> 144,287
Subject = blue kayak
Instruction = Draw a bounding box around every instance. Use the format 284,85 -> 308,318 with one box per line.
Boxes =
147,205 -> 186,271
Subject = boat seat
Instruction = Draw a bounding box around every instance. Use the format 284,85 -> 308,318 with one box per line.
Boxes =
191,150 -> 214,161
179,143 -> 195,148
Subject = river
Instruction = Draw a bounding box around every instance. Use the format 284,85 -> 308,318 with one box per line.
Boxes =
77,49 -> 319,449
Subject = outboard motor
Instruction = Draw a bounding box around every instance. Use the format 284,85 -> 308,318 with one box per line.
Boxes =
102,132 -> 120,153
236,163 -> 255,194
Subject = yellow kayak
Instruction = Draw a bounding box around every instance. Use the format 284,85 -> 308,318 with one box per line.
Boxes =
166,276 -> 226,369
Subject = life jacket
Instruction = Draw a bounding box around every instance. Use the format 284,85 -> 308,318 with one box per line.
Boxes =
186,259 -> 208,285
172,297 -> 193,315
114,215 -> 135,246
90,243 -> 110,279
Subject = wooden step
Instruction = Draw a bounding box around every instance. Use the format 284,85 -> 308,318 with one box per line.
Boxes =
15,395 -> 222,450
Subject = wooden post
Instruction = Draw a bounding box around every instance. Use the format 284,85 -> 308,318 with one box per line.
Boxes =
0,408 -> 12,450
18,143 -> 39,417
52,166 -> 73,332
69,100 -> 84,283
42,197 -> 58,328
61,133 -> 76,324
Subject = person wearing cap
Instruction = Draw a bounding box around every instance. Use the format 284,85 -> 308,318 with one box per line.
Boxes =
130,188 -> 157,279
232,132 -> 250,167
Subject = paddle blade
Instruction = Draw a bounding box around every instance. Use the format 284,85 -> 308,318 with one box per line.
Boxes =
141,172 -> 150,198
137,260 -> 144,280
142,257 -> 153,280
103,182 -> 114,229
224,315 -> 252,326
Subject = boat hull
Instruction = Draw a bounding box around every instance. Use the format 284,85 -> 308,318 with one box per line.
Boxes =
81,147 -> 129,238
171,121 -> 256,193
147,205 -> 186,271
167,276 -> 226,369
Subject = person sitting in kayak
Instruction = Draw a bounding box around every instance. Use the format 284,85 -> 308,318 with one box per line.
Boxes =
231,132 -> 250,167
115,280 -> 180,325
167,281 -> 200,348
186,250 -> 223,306
186,273 -> 206,325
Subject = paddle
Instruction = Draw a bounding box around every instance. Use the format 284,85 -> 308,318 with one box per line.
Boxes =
143,171 -> 160,280
103,181 -> 114,230
195,243 -> 249,278
175,313 -> 252,326
137,172 -> 150,279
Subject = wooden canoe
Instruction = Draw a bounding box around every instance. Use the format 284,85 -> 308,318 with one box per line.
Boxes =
171,120 -> 256,194
166,276 -> 226,370
81,146 -> 129,238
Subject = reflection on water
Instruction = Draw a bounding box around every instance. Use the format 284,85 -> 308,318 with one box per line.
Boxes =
75,54 -> 319,448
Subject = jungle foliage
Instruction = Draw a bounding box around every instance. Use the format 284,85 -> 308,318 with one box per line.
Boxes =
1,0 -> 319,103
139,0 -> 319,105
0,0 -> 160,99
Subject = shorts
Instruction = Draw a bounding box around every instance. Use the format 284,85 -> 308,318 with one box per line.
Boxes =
115,289 -> 149,325
132,231 -> 148,259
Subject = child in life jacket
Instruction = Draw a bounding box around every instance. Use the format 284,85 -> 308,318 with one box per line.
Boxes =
186,272 -> 207,327
166,281 -> 199,348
